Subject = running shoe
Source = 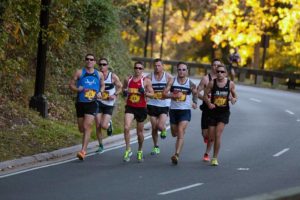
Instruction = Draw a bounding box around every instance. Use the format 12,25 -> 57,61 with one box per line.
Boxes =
150,146 -> 160,155
137,150 -> 144,163
123,149 -> 133,162
77,150 -> 86,160
202,153 -> 210,162
171,154 -> 179,165
107,120 -> 113,136
96,143 -> 104,153
211,158 -> 219,166
160,130 -> 167,139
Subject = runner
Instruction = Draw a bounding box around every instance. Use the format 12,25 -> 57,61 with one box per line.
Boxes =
122,61 -> 154,162
227,47 -> 240,81
69,53 -> 105,160
147,58 -> 173,155
204,64 -> 237,166
95,58 -> 123,153
197,59 -> 220,162
163,62 -> 198,165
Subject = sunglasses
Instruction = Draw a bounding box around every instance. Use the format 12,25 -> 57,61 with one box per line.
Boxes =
99,63 -> 108,66
134,67 -> 143,70
217,70 -> 225,74
85,58 -> 95,61
177,68 -> 187,71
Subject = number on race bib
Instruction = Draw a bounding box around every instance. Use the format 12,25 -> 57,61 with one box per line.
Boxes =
84,89 -> 96,100
129,94 -> 141,103
102,91 -> 109,100
214,97 -> 227,106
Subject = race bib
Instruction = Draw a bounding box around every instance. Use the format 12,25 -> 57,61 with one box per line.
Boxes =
176,93 -> 186,102
214,96 -> 227,106
154,91 -> 163,99
102,91 -> 110,100
84,89 -> 96,100
129,94 -> 141,103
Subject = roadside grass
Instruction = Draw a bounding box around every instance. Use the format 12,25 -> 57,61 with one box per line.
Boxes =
0,97 -> 127,162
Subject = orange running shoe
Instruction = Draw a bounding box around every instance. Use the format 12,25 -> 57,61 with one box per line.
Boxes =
202,153 -> 210,162
77,150 -> 86,160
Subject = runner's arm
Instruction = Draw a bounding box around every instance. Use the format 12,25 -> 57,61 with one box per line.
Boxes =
197,76 -> 207,100
144,78 -> 154,98
99,71 -> 105,93
190,80 -> 198,109
166,72 -> 174,84
122,76 -> 129,97
190,80 -> 198,104
204,81 -> 215,109
112,73 -> 123,96
69,69 -> 82,92
230,81 -> 237,104
162,78 -> 173,99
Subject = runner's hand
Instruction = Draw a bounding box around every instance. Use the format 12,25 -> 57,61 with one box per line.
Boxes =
192,103 -> 197,109
172,91 -> 182,99
109,94 -> 117,100
77,86 -> 84,92
96,92 -> 102,99
138,87 -> 145,94
231,97 -> 237,105
122,90 -> 128,97
208,103 -> 215,109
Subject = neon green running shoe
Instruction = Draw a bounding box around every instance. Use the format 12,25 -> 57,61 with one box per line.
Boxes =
137,150 -> 144,162
96,143 -> 104,153
123,149 -> 133,162
151,146 -> 160,155
160,130 -> 167,139
211,158 -> 219,166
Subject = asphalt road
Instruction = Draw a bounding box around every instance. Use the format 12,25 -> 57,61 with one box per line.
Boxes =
1,84 -> 300,200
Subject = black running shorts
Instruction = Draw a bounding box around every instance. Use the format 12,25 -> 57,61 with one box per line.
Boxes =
125,105 -> 147,122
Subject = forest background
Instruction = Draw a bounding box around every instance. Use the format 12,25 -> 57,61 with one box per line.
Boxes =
0,0 -> 299,161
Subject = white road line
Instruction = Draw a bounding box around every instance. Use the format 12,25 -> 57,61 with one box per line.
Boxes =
285,110 -> 295,115
273,148 -> 290,157
158,183 -> 203,195
0,142 -> 129,179
250,98 -> 261,103
237,168 -> 249,171
0,126 -> 170,179
297,119 -> 300,122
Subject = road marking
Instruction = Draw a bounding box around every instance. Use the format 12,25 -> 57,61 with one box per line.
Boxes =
250,98 -> 261,103
158,183 -> 203,195
273,148 -> 289,157
237,168 -> 249,171
297,119 -> 300,122
0,142 -> 129,179
285,110 -> 294,115
0,126 -> 170,179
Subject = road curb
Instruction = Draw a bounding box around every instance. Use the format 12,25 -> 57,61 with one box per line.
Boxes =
0,122 -> 152,174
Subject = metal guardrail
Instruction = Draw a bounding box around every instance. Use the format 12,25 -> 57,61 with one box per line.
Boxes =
132,57 -> 300,89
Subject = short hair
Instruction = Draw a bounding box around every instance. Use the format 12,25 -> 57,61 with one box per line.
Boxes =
154,58 -> 163,64
98,57 -> 109,64
216,63 -> 227,71
177,61 -> 188,68
134,61 -> 144,67
85,53 -> 95,60
211,58 -> 221,65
